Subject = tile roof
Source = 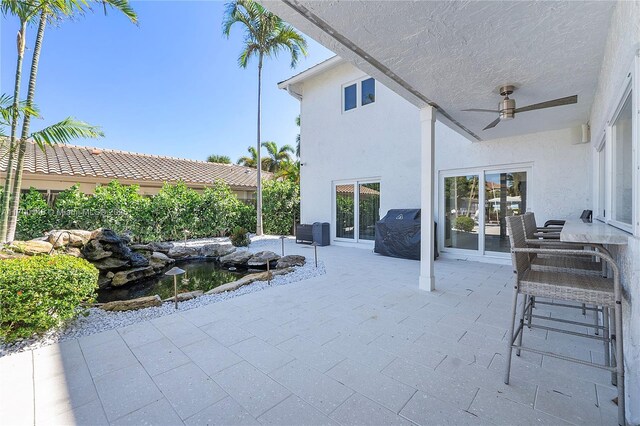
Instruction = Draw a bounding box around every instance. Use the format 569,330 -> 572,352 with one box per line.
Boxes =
0,141 -> 269,189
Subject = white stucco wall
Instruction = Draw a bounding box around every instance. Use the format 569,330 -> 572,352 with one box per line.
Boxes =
434,125 -> 592,228
588,2 -> 640,422
298,62 -> 421,235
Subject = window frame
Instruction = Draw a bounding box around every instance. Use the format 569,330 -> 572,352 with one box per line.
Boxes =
602,56 -> 637,235
341,76 -> 376,113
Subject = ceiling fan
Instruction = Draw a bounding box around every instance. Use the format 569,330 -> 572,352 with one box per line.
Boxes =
463,85 -> 578,130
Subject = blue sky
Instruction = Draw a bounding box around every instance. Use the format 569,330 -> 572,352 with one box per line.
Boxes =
0,1 -> 334,162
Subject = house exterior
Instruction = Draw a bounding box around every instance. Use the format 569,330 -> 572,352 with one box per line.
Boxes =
0,141 -> 264,201
279,58 -> 592,261
271,1 -> 639,423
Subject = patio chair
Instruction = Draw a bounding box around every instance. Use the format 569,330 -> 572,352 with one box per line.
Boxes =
503,215 -> 625,425
521,212 -> 607,328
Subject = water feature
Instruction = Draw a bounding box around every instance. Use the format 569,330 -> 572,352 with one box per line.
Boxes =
97,260 -> 249,303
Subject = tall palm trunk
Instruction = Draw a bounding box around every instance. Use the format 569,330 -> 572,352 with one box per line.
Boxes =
0,22 -> 27,243
255,53 -> 263,236
6,9 -> 47,242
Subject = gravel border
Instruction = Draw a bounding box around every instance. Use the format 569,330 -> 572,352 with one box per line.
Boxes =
0,236 -> 326,357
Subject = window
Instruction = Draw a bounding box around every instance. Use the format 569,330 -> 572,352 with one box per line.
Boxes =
611,92 -> 633,226
343,84 -> 356,111
361,78 -> 375,106
342,77 -> 376,112
597,142 -> 607,219
335,181 -> 380,242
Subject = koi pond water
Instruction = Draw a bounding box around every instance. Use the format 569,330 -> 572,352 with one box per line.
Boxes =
97,260 -> 249,303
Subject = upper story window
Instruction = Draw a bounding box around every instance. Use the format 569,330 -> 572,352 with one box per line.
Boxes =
361,78 -> 375,105
611,90 -> 633,226
344,83 -> 357,111
342,77 -> 376,112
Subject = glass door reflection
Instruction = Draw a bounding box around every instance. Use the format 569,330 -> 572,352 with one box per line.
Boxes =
484,171 -> 527,253
444,175 -> 480,250
336,184 -> 355,239
358,182 -> 380,240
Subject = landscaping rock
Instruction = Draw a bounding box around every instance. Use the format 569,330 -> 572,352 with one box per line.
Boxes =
90,228 -> 121,244
120,231 -> 133,244
167,245 -> 199,259
64,247 -> 83,258
111,266 -> 156,287
219,250 -> 253,266
100,295 -> 162,312
204,268 -> 293,295
276,255 -> 306,269
11,240 -> 53,255
92,257 -> 130,271
101,242 -> 133,259
162,290 -> 204,303
47,230 -> 92,248
149,241 -> 174,254
106,271 -> 115,279
149,251 -> 174,270
130,243 -> 152,251
247,250 -> 280,267
129,251 -> 150,268
82,240 -> 112,261
199,243 -> 235,258
97,275 -> 113,289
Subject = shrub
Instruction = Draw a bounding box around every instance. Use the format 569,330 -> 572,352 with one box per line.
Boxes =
16,188 -> 54,240
236,201 -> 257,233
52,184 -> 92,230
454,215 -> 475,232
230,226 -> 250,247
0,255 -> 98,342
262,179 -> 299,235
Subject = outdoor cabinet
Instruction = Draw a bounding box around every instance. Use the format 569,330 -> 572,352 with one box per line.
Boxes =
312,222 -> 330,246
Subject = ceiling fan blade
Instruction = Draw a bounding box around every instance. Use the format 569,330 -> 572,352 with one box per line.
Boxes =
462,108 -> 499,113
515,95 -> 578,113
483,117 -> 501,130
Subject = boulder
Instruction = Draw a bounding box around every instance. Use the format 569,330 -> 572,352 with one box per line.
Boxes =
92,257 -> 130,271
90,228 -> 121,244
82,240 -> 112,261
247,251 -> 281,267
101,295 -> 162,312
101,242 -> 133,259
149,241 -> 174,254
64,247 -> 83,258
162,290 -> 204,303
111,266 -> 156,287
276,255 -> 306,269
129,251 -> 150,268
11,240 -> 53,255
149,251 -> 174,270
167,245 -> 199,259
97,275 -> 113,289
120,231 -> 133,244
47,230 -> 92,248
219,250 -> 253,266
130,243 -> 152,251
106,271 -> 115,279
0,250 -> 26,259
205,268 -> 293,295
199,243 -> 236,258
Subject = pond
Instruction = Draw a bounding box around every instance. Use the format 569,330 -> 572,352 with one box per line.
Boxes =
97,260 -> 249,303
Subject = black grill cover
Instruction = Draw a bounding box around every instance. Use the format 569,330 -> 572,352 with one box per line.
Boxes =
374,209 -> 421,260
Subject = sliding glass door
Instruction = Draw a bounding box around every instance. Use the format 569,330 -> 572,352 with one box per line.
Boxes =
441,167 -> 529,257
335,181 -> 380,243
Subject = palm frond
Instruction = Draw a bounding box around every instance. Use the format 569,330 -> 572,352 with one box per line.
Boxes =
98,0 -> 137,24
30,117 -> 103,151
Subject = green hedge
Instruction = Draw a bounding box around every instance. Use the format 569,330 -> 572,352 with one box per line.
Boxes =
454,215 -> 475,232
0,255 -> 98,342
15,179 -> 299,242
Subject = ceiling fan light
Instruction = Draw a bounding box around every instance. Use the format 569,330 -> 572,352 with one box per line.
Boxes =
499,98 -> 516,120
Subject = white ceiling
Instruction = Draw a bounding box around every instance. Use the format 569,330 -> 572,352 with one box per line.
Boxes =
265,1 -> 615,141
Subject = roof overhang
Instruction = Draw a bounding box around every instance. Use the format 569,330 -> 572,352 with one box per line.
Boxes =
277,55 -> 345,100
264,0 -> 615,142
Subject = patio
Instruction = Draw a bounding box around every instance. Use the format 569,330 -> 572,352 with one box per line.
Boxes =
0,239 -> 618,425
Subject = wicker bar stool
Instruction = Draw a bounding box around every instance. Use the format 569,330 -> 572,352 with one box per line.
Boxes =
503,216 -> 625,425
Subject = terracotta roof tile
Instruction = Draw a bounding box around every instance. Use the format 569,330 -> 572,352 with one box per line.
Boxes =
0,141 -> 268,189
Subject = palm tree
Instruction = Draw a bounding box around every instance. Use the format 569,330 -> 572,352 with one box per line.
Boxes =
207,154 -> 231,164
275,159 -> 299,184
261,141 -> 293,173
1,0 -> 137,242
236,146 -> 260,169
223,0 -> 307,235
